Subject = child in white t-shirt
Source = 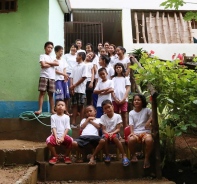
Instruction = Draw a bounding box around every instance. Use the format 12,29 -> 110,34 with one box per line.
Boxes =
114,46 -> 130,77
75,39 -> 86,53
72,105 -> 105,165
112,62 -> 131,131
69,52 -> 88,128
95,55 -> 114,82
128,94 -> 153,169
63,43 -> 78,88
94,68 -> 114,118
54,46 -> 70,113
84,52 -> 95,105
35,41 -> 59,115
100,100 -> 130,166
46,100 -> 72,164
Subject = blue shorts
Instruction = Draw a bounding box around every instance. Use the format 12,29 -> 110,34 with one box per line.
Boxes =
55,80 -> 70,100
96,107 -> 103,118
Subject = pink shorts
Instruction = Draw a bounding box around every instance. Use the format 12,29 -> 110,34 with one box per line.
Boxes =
46,134 -> 73,148
112,101 -> 128,113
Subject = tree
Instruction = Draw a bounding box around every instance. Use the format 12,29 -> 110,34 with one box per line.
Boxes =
160,0 -> 197,21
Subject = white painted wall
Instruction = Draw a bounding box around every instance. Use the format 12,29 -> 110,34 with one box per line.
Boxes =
131,44 -> 197,60
70,0 -> 197,10
49,0 -> 64,55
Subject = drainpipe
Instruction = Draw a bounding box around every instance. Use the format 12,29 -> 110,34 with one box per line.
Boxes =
58,0 -> 71,13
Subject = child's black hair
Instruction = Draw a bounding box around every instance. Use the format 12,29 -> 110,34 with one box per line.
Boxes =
132,94 -> 147,108
98,67 -> 107,74
86,43 -> 94,51
70,43 -> 78,50
77,52 -> 86,61
54,45 -> 63,53
117,46 -> 126,54
100,55 -> 111,66
113,62 -> 126,77
101,100 -> 112,108
44,41 -> 54,48
55,100 -> 65,107
75,39 -> 82,44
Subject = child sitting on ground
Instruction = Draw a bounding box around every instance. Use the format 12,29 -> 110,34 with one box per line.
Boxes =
128,94 -> 153,169
100,100 -> 130,167
72,105 -> 105,165
46,100 -> 72,164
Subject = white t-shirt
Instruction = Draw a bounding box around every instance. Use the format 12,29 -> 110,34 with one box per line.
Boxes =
77,49 -> 86,53
95,65 -> 114,82
92,55 -> 99,70
55,58 -> 68,81
94,79 -> 114,107
112,76 -> 131,101
84,62 -> 94,81
39,54 -> 56,80
114,57 -> 130,71
129,108 -> 152,134
100,113 -> 122,133
109,55 -> 118,66
70,62 -> 88,94
63,53 -> 77,74
51,114 -> 71,138
80,118 -> 100,136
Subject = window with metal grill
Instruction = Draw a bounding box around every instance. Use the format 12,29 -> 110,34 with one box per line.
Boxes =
0,0 -> 17,13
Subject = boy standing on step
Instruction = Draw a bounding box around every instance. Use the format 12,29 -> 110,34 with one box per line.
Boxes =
35,41 -> 59,115
72,105 -> 105,165
69,52 -> 88,128
46,100 -> 73,164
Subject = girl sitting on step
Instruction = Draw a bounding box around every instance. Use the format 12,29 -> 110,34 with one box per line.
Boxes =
128,94 -> 153,169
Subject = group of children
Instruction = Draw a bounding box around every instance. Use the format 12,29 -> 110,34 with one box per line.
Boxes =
36,40 -> 153,169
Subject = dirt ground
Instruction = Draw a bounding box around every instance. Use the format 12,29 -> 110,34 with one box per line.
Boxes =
0,166 -> 29,184
37,178 -> 173,184
0,139 -> 46,149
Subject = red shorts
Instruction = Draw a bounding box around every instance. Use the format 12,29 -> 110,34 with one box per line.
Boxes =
112,101 -> 128,113
46,134 -> 73,148
102,133 -> 119,142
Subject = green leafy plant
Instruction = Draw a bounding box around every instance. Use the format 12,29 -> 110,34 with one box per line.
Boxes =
129,48 -> 147,61
160,0 -> 197,21
131,54 -> 197,162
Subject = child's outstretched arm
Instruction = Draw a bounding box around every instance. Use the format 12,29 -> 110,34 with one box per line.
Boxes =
129,125 -> 134,137
89,67 -> 95,88
102,125 -> 108,135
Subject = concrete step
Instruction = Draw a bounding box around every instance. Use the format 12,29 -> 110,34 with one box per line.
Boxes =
38,160 -> 153,181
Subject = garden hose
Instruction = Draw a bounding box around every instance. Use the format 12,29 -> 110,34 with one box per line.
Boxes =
19,111 -> 72,135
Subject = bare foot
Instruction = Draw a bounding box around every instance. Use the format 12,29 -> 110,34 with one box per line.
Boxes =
131,156 -> 138,163
88,157 -> 96,166
144,159 -> 150,169
34,110 -> 42,115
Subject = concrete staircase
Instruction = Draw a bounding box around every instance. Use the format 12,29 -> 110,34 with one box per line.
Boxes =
0,119 -> 155,182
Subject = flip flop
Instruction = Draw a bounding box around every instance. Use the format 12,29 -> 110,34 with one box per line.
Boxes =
88,160 -> 96,166
122,157 -> 130,167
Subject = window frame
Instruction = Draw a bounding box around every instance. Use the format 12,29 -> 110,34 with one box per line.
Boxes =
0,0 -> 17,13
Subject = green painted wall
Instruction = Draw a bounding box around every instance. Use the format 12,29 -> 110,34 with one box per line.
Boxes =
0,0 -> 49,101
